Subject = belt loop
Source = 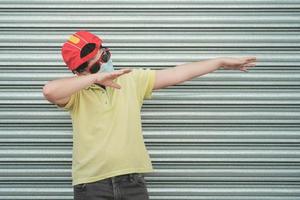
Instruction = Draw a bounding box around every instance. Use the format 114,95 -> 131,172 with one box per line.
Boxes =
129,173 -> 134,181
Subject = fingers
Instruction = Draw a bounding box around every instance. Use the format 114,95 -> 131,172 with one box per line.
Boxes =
96,68 -> 132,88
243,56 -> 257,63
240,61 -> 257,72
99,79 -> 122,89
109,68 -> 132,77
239,57 -> 257,72
113,68 -> 132,74
240,68 -> 249,72
243,62 -> 256,67
108,82 -> 121,89
119,68 -> 132,74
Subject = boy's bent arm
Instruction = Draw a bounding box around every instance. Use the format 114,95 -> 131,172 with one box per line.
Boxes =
43,68 -> 132,106
43,73 -> 97,105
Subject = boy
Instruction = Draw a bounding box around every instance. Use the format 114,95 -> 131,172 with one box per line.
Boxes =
43,30 -> 257,200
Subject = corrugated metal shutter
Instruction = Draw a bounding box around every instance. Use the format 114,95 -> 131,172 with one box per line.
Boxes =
0,0 -> 300,199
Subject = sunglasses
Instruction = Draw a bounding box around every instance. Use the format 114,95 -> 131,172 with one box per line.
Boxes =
76,46 -> 111,74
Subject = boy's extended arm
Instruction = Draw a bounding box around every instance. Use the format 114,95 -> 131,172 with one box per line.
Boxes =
153,58 -> 222,90
153,56 -> 257,90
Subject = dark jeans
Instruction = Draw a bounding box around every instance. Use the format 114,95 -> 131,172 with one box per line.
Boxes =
73,173 -> 149,200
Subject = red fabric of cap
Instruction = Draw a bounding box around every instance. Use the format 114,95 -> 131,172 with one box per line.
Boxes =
61,30 -> 103,71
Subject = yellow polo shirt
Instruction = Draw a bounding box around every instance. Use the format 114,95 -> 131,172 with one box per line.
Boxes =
56,68 -> 156,186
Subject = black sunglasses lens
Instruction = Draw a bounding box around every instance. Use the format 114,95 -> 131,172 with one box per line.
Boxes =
77,67 -> 85,73
90,64 -> 100,74
102,50 -> 111,63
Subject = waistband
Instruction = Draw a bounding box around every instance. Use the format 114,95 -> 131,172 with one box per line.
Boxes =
90,173 -> 144,185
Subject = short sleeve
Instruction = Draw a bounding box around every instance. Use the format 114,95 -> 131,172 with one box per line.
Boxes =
55,91 -> 79,111
132,68 -> 156,101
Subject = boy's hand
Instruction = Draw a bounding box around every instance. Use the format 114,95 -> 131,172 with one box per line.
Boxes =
94,68 -> 132,89
219,56 -> 257,72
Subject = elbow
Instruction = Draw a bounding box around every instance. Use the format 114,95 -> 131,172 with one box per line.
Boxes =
42,83 -> 55,102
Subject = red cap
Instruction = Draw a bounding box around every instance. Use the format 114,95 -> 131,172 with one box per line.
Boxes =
61,30 -> 103,71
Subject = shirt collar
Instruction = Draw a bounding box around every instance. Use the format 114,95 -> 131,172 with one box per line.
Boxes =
84,83 -> 102,90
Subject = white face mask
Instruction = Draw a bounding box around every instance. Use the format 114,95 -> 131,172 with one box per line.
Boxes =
99,58 -> 114,73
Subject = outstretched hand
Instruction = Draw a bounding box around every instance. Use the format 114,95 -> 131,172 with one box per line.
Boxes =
94,68 -> 132,89
220,56 -> 257,72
